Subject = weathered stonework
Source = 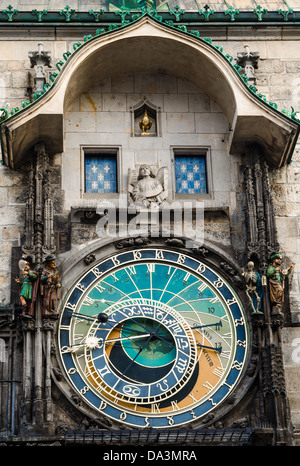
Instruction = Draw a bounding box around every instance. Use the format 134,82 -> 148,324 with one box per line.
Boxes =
0,2 -> 299,446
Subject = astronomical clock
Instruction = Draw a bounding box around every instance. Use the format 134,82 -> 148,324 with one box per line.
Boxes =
56,245 -> 250,429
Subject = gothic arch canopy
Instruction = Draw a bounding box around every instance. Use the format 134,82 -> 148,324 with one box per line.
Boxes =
1,15 -> 299,169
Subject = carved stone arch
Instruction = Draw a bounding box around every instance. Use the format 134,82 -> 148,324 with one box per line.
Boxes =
1,15 -> 298,169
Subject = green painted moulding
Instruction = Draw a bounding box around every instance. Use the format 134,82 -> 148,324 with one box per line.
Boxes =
0,10 -> 299,130
0,4 -> 299,24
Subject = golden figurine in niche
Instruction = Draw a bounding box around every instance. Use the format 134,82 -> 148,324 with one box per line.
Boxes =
139,109 -> 152,135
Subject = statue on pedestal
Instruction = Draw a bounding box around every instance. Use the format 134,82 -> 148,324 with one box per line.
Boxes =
40,256 -> 61,318
139,110 -> 152,136
14,259 -> 39,318
242,261 -> 263,314
267,253 -> 295,313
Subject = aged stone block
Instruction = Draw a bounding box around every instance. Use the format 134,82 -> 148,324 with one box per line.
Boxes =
102,93 -> 126,112
96,111 -> 126,133
111,73 -> 133,93
188,93 -> 210,113
166,112 -> 195,133
163,94 -> 188,112
80,93 -> 102,112
195,112 -> 228,133
65,111 -> 96,132
133,72 -> 156,94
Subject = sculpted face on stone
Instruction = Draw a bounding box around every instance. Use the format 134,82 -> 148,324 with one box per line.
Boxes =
128,164 -> 168,209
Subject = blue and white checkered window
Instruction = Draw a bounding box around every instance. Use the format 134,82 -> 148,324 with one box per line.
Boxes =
85,154 -> 117,193
175,155 -> 207,194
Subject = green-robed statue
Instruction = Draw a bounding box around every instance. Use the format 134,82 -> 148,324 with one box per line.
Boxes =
14,259 -> 39,318
267,253 -> 295,310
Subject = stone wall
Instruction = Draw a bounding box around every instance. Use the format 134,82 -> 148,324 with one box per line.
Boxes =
63,71 -> 234,250
0,26 -> 299,441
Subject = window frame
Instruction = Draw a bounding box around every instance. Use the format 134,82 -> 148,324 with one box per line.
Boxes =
171,146 -> 213,200
80,145 -> 122,199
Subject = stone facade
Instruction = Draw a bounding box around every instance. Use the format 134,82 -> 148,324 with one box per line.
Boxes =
0,2 -> 300,446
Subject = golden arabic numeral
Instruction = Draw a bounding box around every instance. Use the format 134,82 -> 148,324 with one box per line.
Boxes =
227,297 -> 237,306
80,386 -> 90,395
196,263 -> 206,273
213,278 -> 224,288
61,346 -> 71,353
111,255 -> 120,266
99,400 -> 107,410
177,254 -> 186,264
167,415 -> 174,426
190,409 -> 197,420
155,250 -> 164,260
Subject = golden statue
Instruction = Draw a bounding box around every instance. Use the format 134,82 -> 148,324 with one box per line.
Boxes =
139,109 -> 152,135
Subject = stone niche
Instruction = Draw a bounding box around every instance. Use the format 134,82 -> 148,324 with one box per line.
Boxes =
130,96 -> 160,137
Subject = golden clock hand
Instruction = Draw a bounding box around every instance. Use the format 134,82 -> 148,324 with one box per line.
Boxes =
148,320 -> 176,348
105,333 -> 151,343
67,310 -> 110,323
67,311 -> 146,335
197,343 -> 222,354
122,334 -> 153,376
67,333 -> 152,352
192,320 -> 222,330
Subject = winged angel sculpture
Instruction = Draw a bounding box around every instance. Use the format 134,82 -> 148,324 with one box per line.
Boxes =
128,164 -> 169,209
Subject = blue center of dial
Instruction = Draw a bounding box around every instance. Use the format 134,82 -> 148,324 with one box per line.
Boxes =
120,317 -> 176,368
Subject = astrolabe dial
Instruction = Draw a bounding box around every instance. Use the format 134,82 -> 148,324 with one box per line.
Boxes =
58,248 -> 250,428
83,299 -> 197,404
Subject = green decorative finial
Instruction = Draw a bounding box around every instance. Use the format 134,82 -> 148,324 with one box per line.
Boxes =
198,4 -> 214,22
60,5 -> 76,22
32,9 -> 48,22
253,5 -> 267,21
224,5 -> 239,21
168,5 -> 185,22
114,7 -> 131,26
2,5 -> 18,22
88,9 -> 105,22
277,8 -> 293,21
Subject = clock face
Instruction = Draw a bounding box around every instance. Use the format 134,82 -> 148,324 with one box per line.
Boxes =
58,248 -> 249,428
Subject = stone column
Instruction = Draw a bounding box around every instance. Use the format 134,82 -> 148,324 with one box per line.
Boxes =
43,318 -> 56,429
20,318 -> 35,429
244,145 -> 293,444
20,142 -> 56,433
